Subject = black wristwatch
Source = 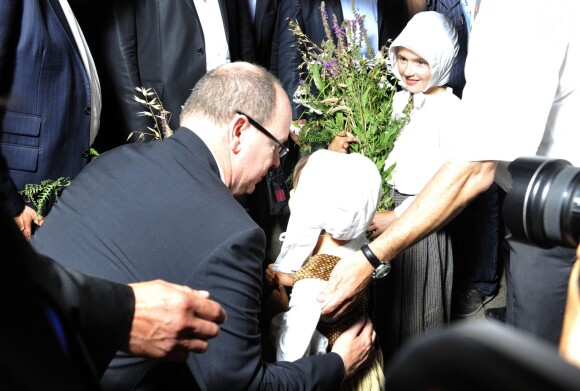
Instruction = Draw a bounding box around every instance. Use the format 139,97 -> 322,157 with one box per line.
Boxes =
361,244 -> 391,279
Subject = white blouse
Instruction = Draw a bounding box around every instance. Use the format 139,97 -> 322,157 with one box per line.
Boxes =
385,88 -> 460,215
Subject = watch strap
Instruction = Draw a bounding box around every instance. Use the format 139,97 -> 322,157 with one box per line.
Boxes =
361,244 -> 382,269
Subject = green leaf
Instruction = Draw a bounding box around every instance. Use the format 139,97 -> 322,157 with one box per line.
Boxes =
312,63 -> 323,92
20,177 -> 72,217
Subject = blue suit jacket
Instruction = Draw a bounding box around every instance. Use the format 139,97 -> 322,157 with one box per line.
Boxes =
0,0 -> 92,200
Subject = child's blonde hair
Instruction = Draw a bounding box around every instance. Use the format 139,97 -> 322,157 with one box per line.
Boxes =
292,155 -> 311,189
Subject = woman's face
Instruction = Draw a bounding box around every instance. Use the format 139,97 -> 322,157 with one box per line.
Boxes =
396,47 -> 432,93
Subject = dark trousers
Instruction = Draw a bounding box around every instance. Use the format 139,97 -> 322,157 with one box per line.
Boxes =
506,240 -> 576,345
450,183 -> 503,296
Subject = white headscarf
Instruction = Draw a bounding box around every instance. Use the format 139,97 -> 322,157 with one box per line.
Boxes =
388,11 -> 459,92
273,150 -> 382,273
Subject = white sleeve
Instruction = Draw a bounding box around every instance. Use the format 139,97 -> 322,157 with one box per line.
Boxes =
273,279 -> 328,362
394,195 -> 416,217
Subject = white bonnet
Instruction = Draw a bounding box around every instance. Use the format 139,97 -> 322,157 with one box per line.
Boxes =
388,11 -> 459,92
273,150 -> 382,273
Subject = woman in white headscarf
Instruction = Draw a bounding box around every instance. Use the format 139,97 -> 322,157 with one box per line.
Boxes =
367,11 -> 460,361
266,149 -> 385,390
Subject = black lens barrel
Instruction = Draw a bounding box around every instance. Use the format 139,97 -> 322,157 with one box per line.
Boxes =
504,157 -> 580,249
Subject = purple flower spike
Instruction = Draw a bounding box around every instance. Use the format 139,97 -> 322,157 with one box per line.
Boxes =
323,58 -> 340,78
333,16 -> 346,51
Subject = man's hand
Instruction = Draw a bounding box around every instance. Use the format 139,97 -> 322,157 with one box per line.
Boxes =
367,211 -> 397,239
331,314 -> 376,378
367,210 -> 397,239
328,130 -> 358,153
126,280 -> 226,360
13,205 -> 43,240
317,251 -> 373,318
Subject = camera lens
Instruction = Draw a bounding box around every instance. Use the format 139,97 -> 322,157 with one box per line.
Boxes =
503,157 -> 580,248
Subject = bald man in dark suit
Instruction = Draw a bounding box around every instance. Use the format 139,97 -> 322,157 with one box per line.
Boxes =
31,62 -> 374,390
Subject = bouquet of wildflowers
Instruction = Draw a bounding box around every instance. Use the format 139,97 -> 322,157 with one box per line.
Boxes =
290,1 -> 408,209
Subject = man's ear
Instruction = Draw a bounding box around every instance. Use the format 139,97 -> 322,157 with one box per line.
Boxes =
229,115 -> 246,155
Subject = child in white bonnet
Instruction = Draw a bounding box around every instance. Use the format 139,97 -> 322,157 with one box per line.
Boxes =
267,149 -> 384,390
367,11 -> 461,361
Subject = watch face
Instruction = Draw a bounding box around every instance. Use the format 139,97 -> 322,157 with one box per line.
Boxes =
373,263 -> 391,279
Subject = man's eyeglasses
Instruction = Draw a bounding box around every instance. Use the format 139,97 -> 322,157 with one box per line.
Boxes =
236,111 -> 289,158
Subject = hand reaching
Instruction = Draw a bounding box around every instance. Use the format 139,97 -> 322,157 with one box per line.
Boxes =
317,251 -> 374,318
126,280 -> 226,360
367,210 -> 397,239
328,130 -> 358,153
13,205 -> 44,240
265,284 -> 290,317
265,263 -> 295,287
331,314 -> 376,378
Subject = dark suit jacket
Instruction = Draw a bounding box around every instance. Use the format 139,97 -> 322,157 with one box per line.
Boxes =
31,128 -> 345,390
71,0 -> 255,152
253,0 -> 282,69
246,0 -> 286,252
0,157 -> 134,390
427,0 -> 469,97
271,0 -> 409,118
0,151 -> 23,215
0,0 -> 92,209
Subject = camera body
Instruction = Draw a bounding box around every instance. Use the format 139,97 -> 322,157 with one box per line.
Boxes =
503,157 -> 580,249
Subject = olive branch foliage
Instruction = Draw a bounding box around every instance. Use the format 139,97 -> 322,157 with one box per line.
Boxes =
291,0 -> 409,209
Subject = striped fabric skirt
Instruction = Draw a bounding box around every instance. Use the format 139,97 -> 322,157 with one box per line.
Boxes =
374,191 -> 454,364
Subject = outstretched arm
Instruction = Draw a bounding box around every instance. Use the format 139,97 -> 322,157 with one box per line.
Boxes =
318,159 -> 497,317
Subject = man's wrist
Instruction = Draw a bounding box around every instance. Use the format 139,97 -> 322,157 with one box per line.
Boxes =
361,244 -> 391,279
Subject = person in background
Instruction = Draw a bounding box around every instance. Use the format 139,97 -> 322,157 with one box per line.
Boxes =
244,0 -> 285,263
70,0 -> 255,152
0,0 -> 102,237
248,0 -> 281,69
